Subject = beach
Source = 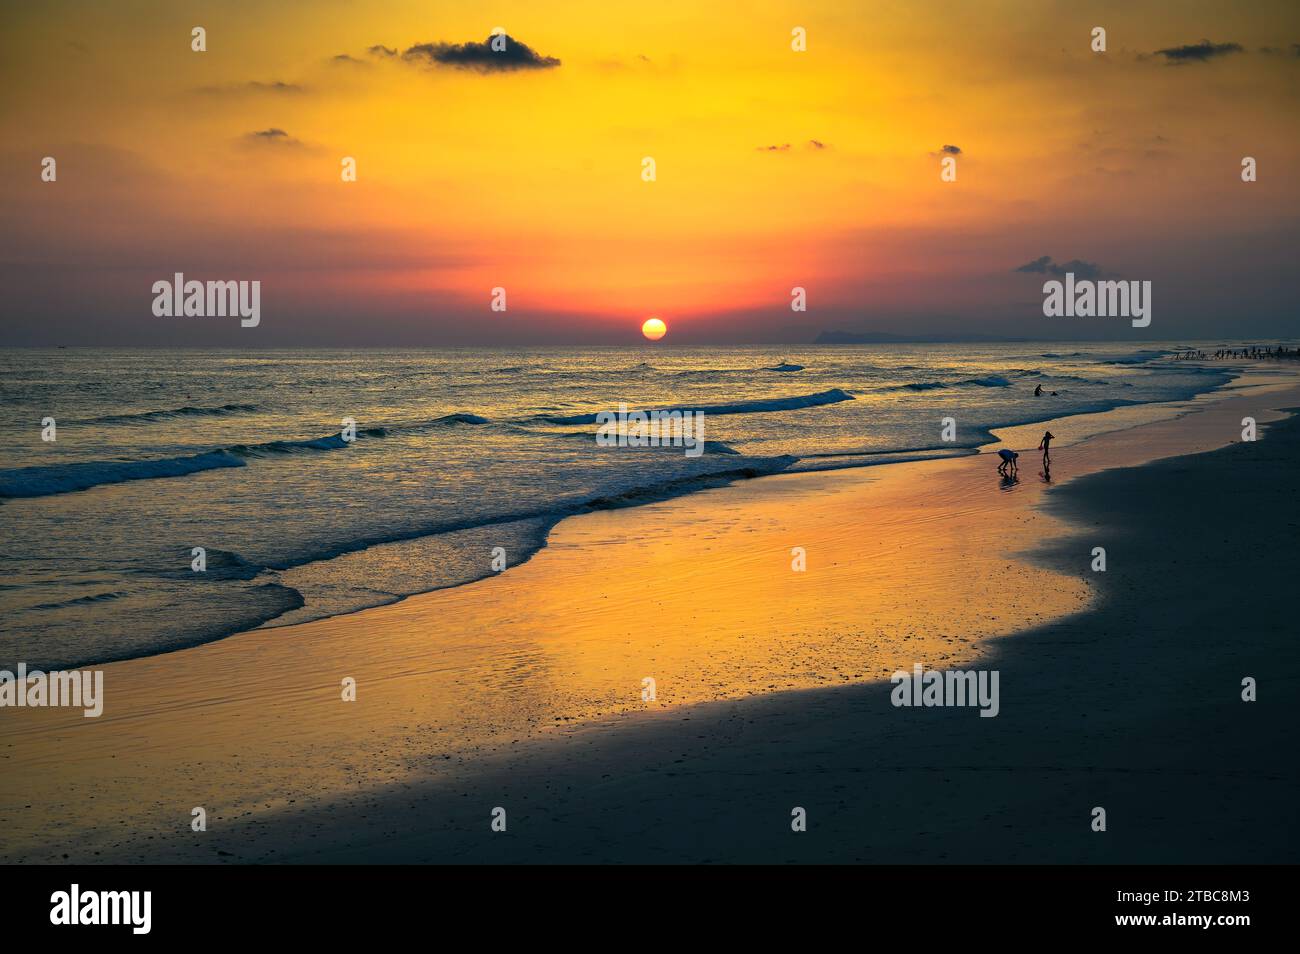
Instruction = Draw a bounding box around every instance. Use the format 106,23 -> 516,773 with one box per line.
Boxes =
2,370 -> 1297,864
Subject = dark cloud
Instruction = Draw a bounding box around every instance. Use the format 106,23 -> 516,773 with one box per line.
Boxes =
927,144 -> 962,159
331,54 -> 366,66
368,45 -> 398,58
1015,256 -> 1104,280
1016,256 -> 1052,273
1154,40 -> 1244,63
808,140 -> 828,150
402,34 -> 561,72
245,128 -> 302,147
1258,44 -> 1300,58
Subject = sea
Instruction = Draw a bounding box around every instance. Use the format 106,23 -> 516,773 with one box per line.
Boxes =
0,344 -> 1236,668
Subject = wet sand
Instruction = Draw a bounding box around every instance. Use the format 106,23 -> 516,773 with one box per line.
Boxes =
2,374 -> 1297,863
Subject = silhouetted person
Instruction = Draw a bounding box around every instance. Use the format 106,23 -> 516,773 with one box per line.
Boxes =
1038,430 -> 1055,462
1034,384 -> 1042,396
997,448 -> 1018,477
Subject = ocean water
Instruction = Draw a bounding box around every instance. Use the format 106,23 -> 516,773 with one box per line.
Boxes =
0,344 -> 1230,669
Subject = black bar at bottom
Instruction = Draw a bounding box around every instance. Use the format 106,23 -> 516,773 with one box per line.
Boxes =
2,864 -> 1282,940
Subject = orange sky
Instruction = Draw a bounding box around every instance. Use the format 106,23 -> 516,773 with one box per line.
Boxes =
2,0 -> 1298,344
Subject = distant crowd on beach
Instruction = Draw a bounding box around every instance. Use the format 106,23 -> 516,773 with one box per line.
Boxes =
1173,345 -> 1300,361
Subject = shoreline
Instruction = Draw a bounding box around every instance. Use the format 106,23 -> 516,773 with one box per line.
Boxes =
208,392 -> 1300,863
253,362 -> 1284,640
1,370 -> 1297,863
0,356 -> 1242,671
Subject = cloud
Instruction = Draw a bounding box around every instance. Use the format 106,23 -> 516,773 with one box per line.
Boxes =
1154,40 -> 1244,63
1258,44 -> 1300,58
940,144 -> 961,155
331,54 -> 367,66
1016,255 -> 1052,273
757,141 -> 829,153
249,81 -> 303,93
245,128 -> 303,147
368,45 -> 398,58
595,53 -> 682,75
198,81 -> 305,95
1015,256 -> 1104,280
401,34 -> 561,72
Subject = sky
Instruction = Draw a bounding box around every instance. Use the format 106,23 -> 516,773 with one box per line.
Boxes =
1,0 -> 1298,345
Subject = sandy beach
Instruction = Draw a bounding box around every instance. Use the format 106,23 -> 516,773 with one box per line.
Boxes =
2,370 -> 1297,864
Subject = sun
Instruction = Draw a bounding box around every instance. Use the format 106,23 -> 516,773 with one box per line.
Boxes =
641,316 -> 667,341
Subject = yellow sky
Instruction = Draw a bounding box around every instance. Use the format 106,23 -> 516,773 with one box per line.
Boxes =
2,0 -> 1298,343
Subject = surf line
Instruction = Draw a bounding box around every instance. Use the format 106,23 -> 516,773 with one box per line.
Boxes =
0,663 -> 104,717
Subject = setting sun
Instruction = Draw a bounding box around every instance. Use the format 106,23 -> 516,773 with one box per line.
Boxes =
641,317 -> 667,341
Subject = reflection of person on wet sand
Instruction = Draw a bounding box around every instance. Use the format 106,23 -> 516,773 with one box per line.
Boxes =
1040,456 -> 1052,483
996,448 -> 1018,476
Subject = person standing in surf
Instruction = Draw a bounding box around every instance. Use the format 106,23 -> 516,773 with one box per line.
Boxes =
1038,430 -> 1055,462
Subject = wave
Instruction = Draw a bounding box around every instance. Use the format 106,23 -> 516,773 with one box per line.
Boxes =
0,406 -> 716,500
30,591 -> 128,611
229,435 -> 351,455
788,447 -> 980,472
0,425 -> 391,498
886,375 -> 1013,391
1102,350 -> 1170,365
0,450 -> 246,498
5,400 -> 737,502
150,547 -> 267,582
1005,368 -> 1110,384
73,403 -> 259,426
1048,373 -> 1110,385
227,425 -> 390,456
266,455 -> 801,586
675,362 -> 805,377
541,388 -> 854,424
50,451 -> 798,658
21,581 -> 306,672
